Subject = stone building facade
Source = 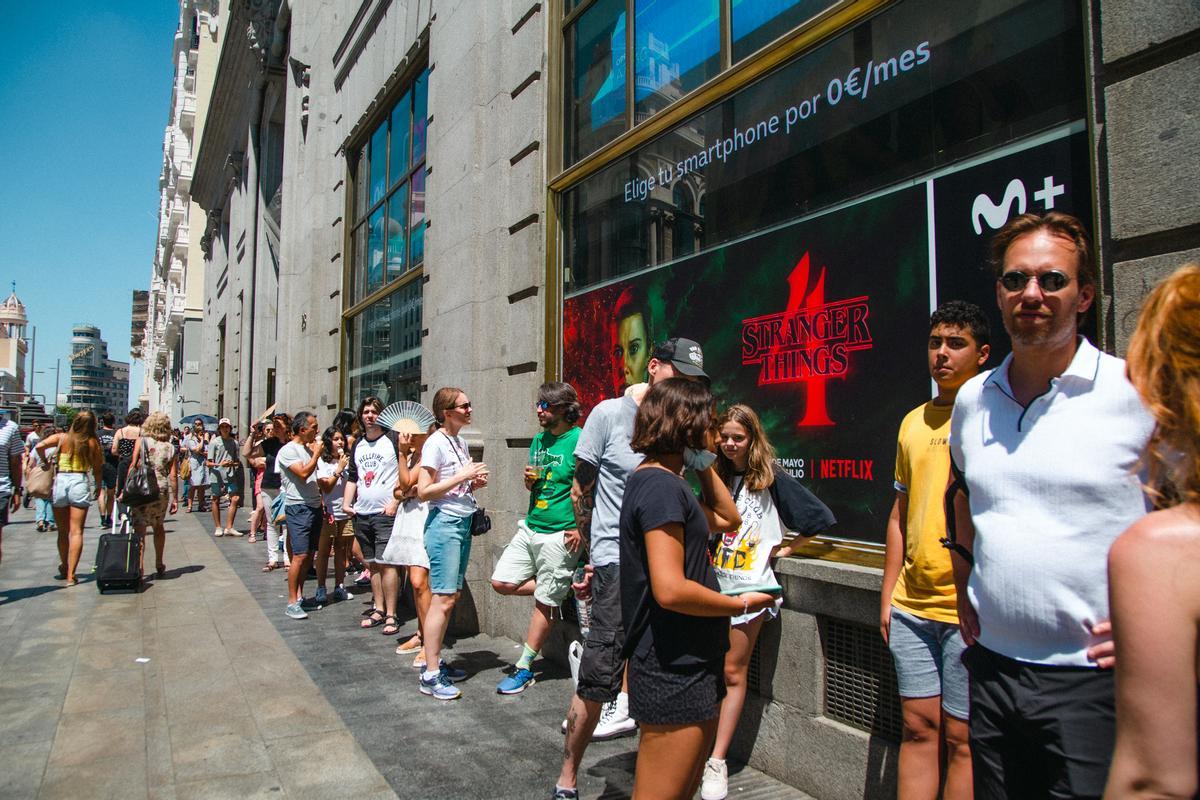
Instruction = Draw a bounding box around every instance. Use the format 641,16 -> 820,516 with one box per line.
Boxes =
189,2 -> 1199,797
141,0 -> 220,420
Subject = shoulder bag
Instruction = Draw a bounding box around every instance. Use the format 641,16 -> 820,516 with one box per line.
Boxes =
123,438 -> 162,508
25,456 -> 55,500
442,432 -> 491,536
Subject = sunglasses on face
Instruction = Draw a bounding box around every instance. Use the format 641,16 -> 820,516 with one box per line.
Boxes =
999,270 -> 1072,293
452,402 -> 472,411
535,401 -> 559,411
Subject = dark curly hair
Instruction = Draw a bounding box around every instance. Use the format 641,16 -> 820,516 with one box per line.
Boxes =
929,300 -> 990,348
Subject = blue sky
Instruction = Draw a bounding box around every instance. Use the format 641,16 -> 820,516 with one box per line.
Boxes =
0,3 -> 179,409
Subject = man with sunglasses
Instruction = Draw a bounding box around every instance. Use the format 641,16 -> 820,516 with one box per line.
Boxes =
490,382 -> 583,695
946,212 -> 1153,799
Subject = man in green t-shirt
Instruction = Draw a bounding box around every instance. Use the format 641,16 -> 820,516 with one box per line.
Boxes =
490,382 -> 583,694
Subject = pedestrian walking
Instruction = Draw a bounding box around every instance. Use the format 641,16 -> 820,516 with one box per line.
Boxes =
127,412 -> 178,577
112,408 -> 144,519
26,421 -> 55,530
96,412 -> 118,528
0,412 -> 24,565
37,411 -> 105,586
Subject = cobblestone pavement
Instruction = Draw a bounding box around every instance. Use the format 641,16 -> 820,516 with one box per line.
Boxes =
0,499 -> 812,799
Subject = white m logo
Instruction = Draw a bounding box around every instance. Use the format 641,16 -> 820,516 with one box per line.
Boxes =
971,179 -> 1026,235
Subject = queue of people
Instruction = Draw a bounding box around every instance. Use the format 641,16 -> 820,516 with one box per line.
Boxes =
0,208 -> 1191,799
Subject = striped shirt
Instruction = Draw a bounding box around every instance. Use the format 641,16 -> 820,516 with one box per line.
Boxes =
0,420 -> 23,495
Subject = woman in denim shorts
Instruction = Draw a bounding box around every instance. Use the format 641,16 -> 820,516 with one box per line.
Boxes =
415,387 -> 489,700
37,411 -> 105,586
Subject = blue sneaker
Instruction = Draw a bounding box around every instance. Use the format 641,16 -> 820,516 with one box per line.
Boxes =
497,667 -> 535,695
332,585 -> 352,602
314,587 -> 328,604
419,671 -> 461,700
439,661 -> 467,682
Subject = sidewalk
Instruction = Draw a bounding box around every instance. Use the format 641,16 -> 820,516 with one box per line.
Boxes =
0,500 -> 813,799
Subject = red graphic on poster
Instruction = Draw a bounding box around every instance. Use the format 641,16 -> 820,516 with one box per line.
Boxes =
740,252 -> 873,426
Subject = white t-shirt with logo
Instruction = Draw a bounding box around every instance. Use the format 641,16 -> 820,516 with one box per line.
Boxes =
316,459 -> 350,520
713,477 -> 786,624
420,431 -> 476,519
349,433 -> 399,515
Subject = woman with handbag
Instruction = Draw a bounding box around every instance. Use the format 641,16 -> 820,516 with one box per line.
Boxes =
36,411 -> 105,585
111,408 -> 145,514
415,387 -> 489,700
126,412 -> 178,577
25,421 -> 56,531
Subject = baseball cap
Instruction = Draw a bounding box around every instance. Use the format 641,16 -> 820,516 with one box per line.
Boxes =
652,337 -> 708,380
218,418 -> 232,427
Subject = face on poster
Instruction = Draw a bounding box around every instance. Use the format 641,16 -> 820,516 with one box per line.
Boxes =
565,185 -> 931,542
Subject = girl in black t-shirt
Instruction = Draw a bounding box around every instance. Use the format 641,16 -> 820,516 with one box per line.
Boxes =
619,378 -> 777,800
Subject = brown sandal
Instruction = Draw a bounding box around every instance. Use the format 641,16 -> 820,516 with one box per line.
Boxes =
261,562 -> 281,572
360,610 -> 385,629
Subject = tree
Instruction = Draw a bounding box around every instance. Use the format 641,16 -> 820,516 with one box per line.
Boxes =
53,405 -> 78,428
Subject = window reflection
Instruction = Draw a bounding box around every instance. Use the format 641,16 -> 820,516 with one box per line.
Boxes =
386,194 -> 407,281
412,71 -> 428,163
564,0 -> 1082,294
566,0 -> 627,165
366,207 -> 385,296
410,169 -> 426,266
634,0 -> 720,123
347,281 -> 422,406
389,90 -> 411,187
731,0 -> 838,62
369,123 -> 387,207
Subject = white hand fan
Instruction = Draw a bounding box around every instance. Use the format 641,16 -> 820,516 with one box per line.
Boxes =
377,401 -> 436,435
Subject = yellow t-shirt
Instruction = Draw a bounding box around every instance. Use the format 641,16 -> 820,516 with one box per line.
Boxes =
890,401 -> 957,623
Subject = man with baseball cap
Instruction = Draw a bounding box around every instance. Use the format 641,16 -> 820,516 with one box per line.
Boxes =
207,418 -> 245,537
553,336 -> 709,800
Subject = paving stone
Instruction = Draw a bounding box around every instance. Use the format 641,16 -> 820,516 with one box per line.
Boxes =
0,739 -> 53,798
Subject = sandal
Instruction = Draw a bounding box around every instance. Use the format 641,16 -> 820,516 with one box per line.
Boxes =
381,616 -> 400,636
361,605 -> 380,616
396,634 -> 422,653
360,610 -> 385,629
411,652 -> 427,670
261,562 -> 281,572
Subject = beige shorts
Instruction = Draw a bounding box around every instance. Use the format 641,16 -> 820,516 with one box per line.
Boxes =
490,519 -> 579,606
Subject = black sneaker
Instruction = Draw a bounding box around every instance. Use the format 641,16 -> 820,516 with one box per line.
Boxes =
552,788 -> 579,799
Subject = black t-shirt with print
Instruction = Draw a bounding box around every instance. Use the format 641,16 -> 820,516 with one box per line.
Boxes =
619,466 -> 728,668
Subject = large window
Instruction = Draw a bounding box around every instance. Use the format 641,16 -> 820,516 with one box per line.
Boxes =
562,0 -> 839,166
556,0 -> 1090,544
344,66 -> 429,405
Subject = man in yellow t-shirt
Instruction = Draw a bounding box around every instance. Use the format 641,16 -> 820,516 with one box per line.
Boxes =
881,300 -> 989,800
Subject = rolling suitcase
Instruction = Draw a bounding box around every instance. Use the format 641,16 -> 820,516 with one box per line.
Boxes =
96,519 -> 142,592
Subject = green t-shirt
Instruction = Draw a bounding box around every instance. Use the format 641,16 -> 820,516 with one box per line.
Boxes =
526,426 -> 580,533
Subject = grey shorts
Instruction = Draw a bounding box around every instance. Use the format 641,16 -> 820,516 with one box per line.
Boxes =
888,607 -> 969,719
576,564 -> 625,704
354,512 -> 394,563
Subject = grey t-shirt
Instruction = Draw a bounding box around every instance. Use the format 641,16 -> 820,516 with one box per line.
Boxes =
206,436 -> 241,483
574,394 -> 642,567
275,441 -> 322,507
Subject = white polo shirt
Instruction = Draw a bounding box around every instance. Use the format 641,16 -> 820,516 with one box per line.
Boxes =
949,337 -> 1153,666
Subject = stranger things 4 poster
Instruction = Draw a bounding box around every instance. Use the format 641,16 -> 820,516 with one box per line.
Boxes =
564,185 -> 930,543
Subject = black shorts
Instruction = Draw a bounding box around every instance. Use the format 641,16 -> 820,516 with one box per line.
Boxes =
964,644 -> 1115,800
0,500 -> 8,525
577,564 -> 625,704
101,462 -> 118,489
284,504 -> 322,555
628,643 -> 725,726
353,513 -> 393,562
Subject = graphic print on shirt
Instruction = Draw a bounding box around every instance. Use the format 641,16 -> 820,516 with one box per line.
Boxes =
533,449 -> 565,510
713,489 -> 765,579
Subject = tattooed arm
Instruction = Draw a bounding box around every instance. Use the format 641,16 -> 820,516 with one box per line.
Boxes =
571,457 -> 599,549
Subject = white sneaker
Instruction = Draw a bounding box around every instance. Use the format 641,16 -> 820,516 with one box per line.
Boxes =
213,528 -> 225,537
592,696 -> 637,740
226,528 -> 244,537
700,758 -> 728,800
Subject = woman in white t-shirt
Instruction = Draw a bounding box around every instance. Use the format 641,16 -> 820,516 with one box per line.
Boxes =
415,387 -> 489,700
701,403 -> 834,800
314,427 -> 354,605
379,426 -> 434,664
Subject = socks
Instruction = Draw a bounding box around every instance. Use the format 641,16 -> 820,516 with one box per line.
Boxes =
516,643 -> 538,670
422,669 -> 441,681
